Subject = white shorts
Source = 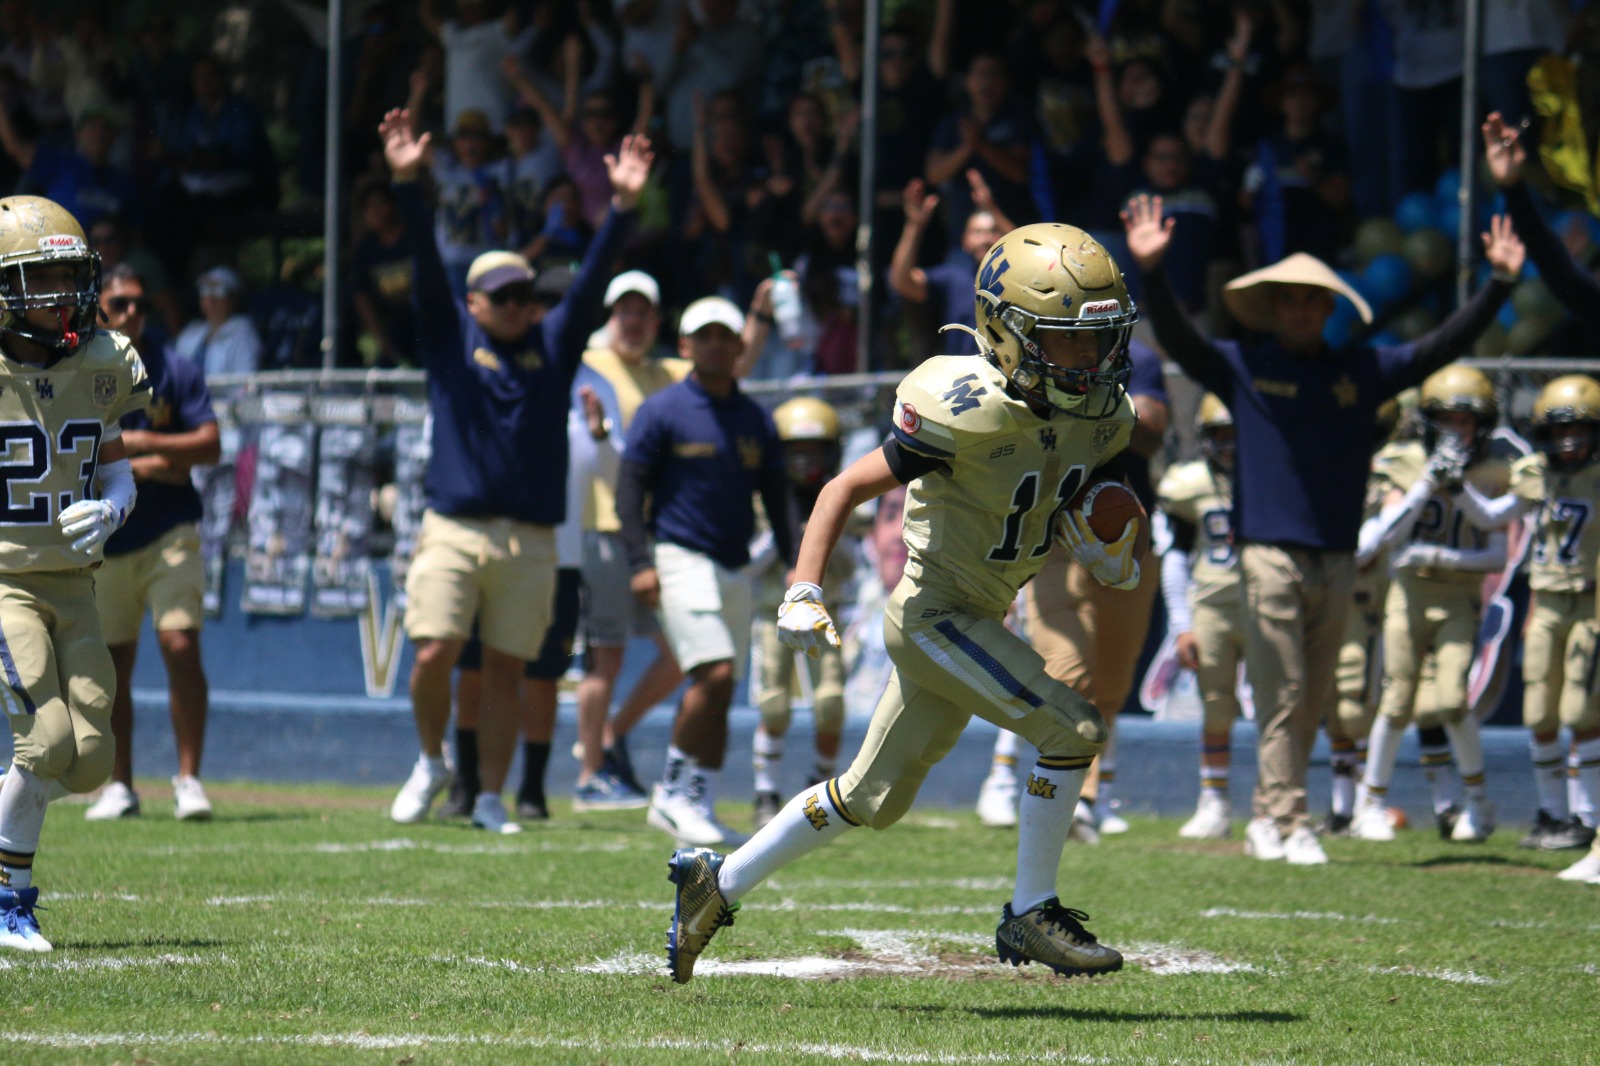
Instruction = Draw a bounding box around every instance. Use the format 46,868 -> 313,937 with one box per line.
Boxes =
654,541 -> 753,677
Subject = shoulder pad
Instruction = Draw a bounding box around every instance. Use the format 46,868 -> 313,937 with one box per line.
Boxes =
1510,452 -> 1547,499
1156,460 -> 1212,505
892,356 -> 1012,458
1372,440 -> 1423,488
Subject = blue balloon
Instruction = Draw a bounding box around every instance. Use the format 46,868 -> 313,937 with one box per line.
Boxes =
1435,199 -> 1460,238
1323,313 -> 1353,349
1497,299 -> 1518,330
1434,169 -> 1463,208
1369,330 -> 1403,348
1363,252 -> 1414,307
1396,191 -> 1437,234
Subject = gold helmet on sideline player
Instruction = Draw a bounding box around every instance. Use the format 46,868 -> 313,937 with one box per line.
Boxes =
960,223 -> 1137,419
1419,364 -> 1496,455
772,395 -> 842,490
0,195 -> 101,352
1531,373 -> 1600,469
1196,393 -> 1236,470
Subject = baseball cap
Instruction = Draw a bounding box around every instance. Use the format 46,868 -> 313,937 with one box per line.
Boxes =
466,250 -> 536,294
197,266 -> 241,297
452,108 -> 492,137
604,269 -> 661,309
679,296 -> 745,336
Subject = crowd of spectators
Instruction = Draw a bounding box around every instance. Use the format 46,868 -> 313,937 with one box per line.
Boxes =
0,0 -> 1592,375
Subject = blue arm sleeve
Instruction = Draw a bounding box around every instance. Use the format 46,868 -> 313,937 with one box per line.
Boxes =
393,180 -> 464,364
541,206 -> 639,381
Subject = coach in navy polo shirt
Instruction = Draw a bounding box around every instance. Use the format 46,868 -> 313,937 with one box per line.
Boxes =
1122,193 -> 1525,865
618,297 -> 798,848
378,106 -> 653,834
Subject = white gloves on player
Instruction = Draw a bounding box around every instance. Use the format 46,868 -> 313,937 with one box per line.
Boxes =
777,581 -> 841,657
58,499 -> 119,556
1057,510 -> 1141,591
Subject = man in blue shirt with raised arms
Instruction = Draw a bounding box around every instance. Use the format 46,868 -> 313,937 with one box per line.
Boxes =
1121,193 -> 1525,864
617,297 -> 797,849
377,107 -> 654,834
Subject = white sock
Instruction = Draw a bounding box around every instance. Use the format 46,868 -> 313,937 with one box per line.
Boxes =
0,767 -> 49,891
1199,738 -> 1229,799
1097,728 -> 1118,813
1362,716 -> 1405,796
718,782 -> 855,902
752,729 -> 783,795
687,765 -> 721,814
1444,719 -> 1486,802
1573,739 -> 1600,827
1532,738 -> 1568,818
992,728 -> 1021,763
1329,746 -> 1359,817
661,745 -> 691,798
1013,761 -> 1088,914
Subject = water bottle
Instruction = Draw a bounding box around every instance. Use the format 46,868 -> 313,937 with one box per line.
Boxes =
768,253 -> 804,349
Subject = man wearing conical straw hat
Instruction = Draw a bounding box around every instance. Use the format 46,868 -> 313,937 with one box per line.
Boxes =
1121,194 -> 1526,865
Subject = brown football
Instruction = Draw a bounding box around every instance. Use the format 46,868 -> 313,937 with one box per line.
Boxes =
1069,479 -> 1147,549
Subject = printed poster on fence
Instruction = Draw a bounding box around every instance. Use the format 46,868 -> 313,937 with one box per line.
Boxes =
388,404 -> 431,607
311,409 -> 377,617
195,414 -> 241,616
243,398 -> 316,615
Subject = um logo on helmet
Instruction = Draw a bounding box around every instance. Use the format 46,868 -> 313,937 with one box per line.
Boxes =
977,251 -> 1010,303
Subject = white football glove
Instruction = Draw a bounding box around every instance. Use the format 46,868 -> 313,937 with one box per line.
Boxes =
1057,510 -> 1141,591
777,582 -> 841,657
58,499 -> 119,556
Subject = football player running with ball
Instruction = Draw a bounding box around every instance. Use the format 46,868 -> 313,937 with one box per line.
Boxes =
0,196 -> 151,950
666,224 -> 1141,983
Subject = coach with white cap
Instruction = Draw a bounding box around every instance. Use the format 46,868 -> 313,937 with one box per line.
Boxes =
1121,194 -> 1526,865
616,296 -> 798,848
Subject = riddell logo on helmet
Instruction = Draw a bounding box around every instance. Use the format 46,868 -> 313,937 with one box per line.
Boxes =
37,235 -> 85,253
1079,300 -> 1121,316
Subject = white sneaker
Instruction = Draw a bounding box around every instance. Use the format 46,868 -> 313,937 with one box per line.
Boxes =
1283,826 -> 1328,865
85,781 -> 140,821
647,786 -> 734,848
172,776 -> 213,821
1351,798 -> 1396,842
1098,801 -> 1129,835
1178,793 -> 1231,839
1556,851 -> 1600,882
391,754 -> 451,823
1450,798 -> 1495,843
470,793 -> 523,835
1068,799 -> 1100,844
1244,817 -> 1285,860
975,771 -> 1018,828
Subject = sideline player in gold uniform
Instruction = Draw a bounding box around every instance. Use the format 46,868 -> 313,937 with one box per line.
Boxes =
1353,366 -> 1510,843
664,223 -> 1143,983
0,195 -> 150,950
748,397 -> 852,829
1451,375 -> 1600,869
1157,394 -> 1245,838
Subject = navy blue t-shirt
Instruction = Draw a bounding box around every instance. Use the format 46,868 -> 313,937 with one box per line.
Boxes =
923,252 -> 978,338
396,180 -> 632,526
23,147 -> 141,229
106,341 -> 214,555
623,376 -> 787,571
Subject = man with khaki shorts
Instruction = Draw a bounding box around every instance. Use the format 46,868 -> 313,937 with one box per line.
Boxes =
378,107 -> 654,833
87,264 -> 221,822
1125,194 -> 1523,864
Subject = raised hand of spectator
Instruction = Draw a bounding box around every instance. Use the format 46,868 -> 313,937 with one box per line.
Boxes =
903,178 -> 939,228
1482,111 -> 1528,188
606,134 -> 655,211
1481,214 -> 1525,279
379,108 -> 430,180
1226,8 -> 1254,65
1085,32 -> 1112,75
1121,194 -> 1175,271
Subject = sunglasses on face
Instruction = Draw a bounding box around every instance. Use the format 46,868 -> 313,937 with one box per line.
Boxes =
106,295 -> 151,314
488,284 -> 536,306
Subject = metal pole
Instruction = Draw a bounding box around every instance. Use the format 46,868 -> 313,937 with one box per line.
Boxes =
322,0 -> 346,371
855,0 -> 882,374
1456,0 -> 1481,307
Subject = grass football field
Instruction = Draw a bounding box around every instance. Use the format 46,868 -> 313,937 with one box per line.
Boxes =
5,780 -> 1594,1065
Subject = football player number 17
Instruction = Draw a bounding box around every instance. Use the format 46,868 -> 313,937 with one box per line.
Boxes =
988,465 -> 1086,563
0,420 -> 102,525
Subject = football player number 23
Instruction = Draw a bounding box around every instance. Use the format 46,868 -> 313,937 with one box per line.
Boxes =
0,420 -> 102,525
988,465 -> 1086,562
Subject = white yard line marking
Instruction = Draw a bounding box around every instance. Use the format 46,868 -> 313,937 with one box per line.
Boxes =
1364,966 -> 1497,985
1201,906 -> 1402,925
0,1030 -> 1113,1063
0,953 -> 219,972
767,877 -> 1011,892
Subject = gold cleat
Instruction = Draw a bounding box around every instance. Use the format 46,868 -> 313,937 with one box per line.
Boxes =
995,898 -> 1122,977
665,847 -> 738,984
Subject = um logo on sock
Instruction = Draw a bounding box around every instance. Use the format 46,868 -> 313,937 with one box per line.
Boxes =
1026,774 -> 1057,799
803,793 -> 830,830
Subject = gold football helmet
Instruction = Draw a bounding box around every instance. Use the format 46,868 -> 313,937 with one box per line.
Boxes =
961,223 -> 1137,418
1531,374 -> 1600,468
1195,393 -> 1235,469
1419,363 -> 1496,453
0,195 -> 100,351
773,395 -> 842,489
